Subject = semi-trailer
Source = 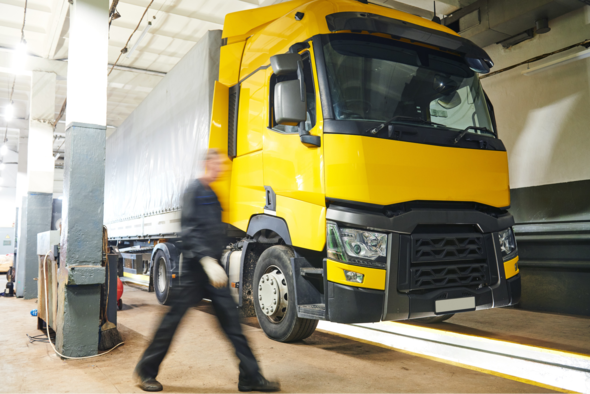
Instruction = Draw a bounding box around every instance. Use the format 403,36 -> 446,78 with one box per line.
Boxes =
105,0 -> 521,343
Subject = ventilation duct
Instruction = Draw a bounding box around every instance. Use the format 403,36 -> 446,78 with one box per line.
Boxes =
443,0 -> 586,48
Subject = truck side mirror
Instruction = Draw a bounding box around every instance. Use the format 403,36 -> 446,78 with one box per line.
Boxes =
271,53 -> 307,125
270,53 -> 320,147
274,80 -> 307,126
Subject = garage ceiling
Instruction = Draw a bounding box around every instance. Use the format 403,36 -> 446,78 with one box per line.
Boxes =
0,0 -> 462,157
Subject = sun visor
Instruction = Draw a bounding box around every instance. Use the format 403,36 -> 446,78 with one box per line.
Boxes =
325,12 -> 493,74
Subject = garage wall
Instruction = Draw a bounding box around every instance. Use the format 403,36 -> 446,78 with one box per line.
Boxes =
480,6 -> 590,316
481,6 -> 590,190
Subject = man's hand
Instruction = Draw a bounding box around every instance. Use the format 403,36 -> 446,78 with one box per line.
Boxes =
200,257 -> 228,288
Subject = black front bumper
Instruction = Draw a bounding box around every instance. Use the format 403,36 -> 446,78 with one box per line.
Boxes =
325,267 -> 521,324
325,204 -> 521,323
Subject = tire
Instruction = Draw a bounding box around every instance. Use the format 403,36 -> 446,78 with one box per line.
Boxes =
153,250 -> 171,305
253,245 -> 318,342
411,314 -> 454,324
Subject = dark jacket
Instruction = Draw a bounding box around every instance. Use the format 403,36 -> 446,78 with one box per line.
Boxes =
180,180 -> 226,264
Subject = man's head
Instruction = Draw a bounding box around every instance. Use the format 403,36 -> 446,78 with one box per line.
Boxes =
200,149 -> 224,185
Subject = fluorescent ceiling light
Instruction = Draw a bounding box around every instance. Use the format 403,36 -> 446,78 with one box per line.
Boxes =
1,144 -> 8,156
4,104 -> 14,121
126,22 -> 152,59
13,39 -> 27,70
16,39 -> 27,55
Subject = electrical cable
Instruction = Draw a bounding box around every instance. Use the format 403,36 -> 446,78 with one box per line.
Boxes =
153,0 -> 171,22
52,99 -> 67,130
21,0 -> 28,41
108,0 -> 155,76
53,137 -> 66,158
27,333 -> 55,344
480,38 -> 590,79
41,252 -> 124,360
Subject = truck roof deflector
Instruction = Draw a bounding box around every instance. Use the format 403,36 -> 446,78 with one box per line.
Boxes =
325,12 -> 493,74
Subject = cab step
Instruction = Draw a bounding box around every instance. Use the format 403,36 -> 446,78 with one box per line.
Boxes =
300,267 -> 323,277
298,303 -> 326,320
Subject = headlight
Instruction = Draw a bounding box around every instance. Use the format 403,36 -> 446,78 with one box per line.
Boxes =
498,228 -> 517,260
327,222 -> 387,261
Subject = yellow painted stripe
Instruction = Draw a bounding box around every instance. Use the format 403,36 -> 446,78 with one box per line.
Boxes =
123,272 -> 150,284
317,328 -> 578,394
380,321 -> 590,361
504,255 -> 520,279
326,259 -> 386,290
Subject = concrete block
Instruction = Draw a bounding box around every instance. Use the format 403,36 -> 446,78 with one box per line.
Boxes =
61,123 -> 106,268
67,266 -> 105,285
55,281 -> 101,358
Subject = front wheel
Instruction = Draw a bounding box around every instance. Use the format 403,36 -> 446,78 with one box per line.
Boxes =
253,246 -> 317,342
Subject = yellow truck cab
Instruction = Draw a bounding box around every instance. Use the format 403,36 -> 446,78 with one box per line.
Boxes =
205,0 -> 521,342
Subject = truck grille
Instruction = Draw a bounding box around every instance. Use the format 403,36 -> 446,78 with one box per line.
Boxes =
398,233 -> 492,292
410,262 -> 488,291
413,234 -> 484,263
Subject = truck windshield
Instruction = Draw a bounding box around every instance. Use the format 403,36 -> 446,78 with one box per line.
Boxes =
322,34 -> 495,137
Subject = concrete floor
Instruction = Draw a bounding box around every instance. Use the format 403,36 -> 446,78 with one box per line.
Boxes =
408,306 -> 590,355
1,276 -> 554,393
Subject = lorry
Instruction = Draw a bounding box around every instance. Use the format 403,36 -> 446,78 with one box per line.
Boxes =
105,0 -> 521,343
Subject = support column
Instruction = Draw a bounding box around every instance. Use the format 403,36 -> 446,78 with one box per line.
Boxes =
55,0 -> 108,357
15,133 -> 27,297
17,72 -> 56,299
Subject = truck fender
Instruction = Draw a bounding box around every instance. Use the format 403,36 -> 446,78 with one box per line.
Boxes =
151,242 -> 181,288
247,215 -> 292,245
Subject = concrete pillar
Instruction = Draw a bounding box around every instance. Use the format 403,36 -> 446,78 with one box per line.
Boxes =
17,72 -> 56,299
55,0 -> 108,357
15,133 -> 27,297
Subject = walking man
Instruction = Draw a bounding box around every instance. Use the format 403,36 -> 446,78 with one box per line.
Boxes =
135,149 -> 280,392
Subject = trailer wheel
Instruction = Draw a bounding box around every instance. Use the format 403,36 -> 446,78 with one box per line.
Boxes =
253,245 -> 318,342
153,250 -> 171,305
411,314 -> 454,324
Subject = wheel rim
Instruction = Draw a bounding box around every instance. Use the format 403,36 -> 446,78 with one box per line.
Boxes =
157,258 -> 167,293
257,265 -> 288,323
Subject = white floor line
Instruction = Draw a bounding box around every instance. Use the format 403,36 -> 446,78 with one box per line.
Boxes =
318,321 -> 590,393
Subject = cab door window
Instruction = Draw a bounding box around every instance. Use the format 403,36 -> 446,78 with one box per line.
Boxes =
269,52 -> 316,133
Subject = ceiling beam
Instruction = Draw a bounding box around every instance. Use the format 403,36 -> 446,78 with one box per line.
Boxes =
0,47 -> 165,79
115,2 -> 225,29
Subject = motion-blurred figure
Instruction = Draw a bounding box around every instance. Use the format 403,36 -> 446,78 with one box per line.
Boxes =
135,149 -> 280,392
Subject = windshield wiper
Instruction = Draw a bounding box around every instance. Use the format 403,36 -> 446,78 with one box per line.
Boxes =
365,116 -> 447,135
454,126 -> 496,144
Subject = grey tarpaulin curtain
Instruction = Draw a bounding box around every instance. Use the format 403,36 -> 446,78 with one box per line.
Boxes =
104,30 -> 221,225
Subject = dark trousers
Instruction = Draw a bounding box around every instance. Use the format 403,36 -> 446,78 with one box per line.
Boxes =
136,273 -> 260,380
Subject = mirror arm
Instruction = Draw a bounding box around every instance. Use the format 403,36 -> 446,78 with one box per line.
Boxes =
299,122 -> 321,147
297,60 -> 305,102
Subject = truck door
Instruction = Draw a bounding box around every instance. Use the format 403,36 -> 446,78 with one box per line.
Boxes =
262,48 -> 326,251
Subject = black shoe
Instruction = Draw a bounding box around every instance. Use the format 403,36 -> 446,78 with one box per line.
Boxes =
238,375 -> 280,392
134,368 -> 163,392
137,377 -> 163,392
